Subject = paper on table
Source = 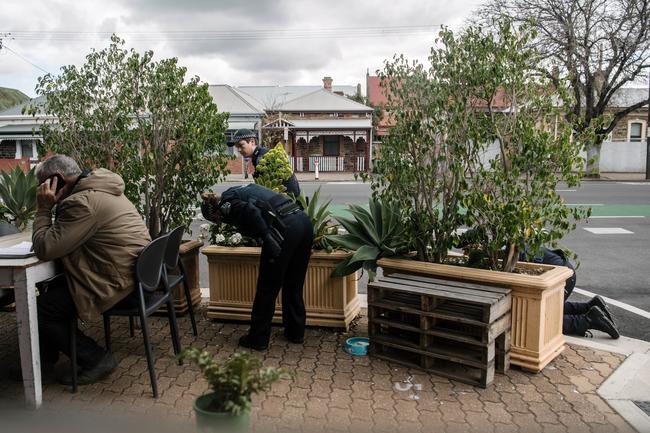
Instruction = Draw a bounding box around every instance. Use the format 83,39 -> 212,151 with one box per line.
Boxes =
0,241 -> 35,258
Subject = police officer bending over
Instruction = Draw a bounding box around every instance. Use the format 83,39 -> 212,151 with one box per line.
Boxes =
201,184 -> 313,350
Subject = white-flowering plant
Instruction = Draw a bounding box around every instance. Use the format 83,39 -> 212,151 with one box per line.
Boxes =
208,223 -> 259,247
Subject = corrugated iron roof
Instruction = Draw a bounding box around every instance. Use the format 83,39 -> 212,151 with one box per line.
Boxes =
277,89 -> 372,112
291,118 -> 372,129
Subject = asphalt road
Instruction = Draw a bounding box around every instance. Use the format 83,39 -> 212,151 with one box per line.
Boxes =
191,180 -> 650,342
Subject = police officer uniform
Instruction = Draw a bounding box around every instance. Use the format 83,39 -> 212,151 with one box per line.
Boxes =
202,184 -> 313,350
523,248 -> 619,338
229,129 -> 301,197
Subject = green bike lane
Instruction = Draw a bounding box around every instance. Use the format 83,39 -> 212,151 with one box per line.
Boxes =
329,203 -> 650,218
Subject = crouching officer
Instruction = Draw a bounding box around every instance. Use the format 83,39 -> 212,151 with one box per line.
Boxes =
228,128 -> 301,197
201,184 -> 313,350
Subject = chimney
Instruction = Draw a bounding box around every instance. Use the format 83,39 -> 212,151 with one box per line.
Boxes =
322,76 -> 333,92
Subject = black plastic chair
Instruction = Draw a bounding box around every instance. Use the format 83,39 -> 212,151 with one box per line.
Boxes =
163,226 -> 198,336
70,235 -> 182,397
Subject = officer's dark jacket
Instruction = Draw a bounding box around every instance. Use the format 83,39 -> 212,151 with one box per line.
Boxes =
251,146 -> 301,197
520,247 -> 576,297
218,184 -> 292,239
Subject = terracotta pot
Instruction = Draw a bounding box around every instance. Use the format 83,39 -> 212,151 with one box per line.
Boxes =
202,246 -> 361,330
377,257 -> 573,373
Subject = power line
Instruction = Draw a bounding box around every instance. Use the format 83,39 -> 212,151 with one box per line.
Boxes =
0,40 -> 51,75
1,25 -> 443,42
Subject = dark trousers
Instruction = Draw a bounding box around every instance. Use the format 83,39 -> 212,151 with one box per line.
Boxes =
37,278 -> 105,369
249,212 -> 314,345
563,301 -> 591,336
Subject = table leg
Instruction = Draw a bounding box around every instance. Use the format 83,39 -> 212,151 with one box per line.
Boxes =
14,267 -> 42,409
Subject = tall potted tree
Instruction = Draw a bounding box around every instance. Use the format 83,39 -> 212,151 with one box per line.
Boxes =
29,35 -> 231,313
334,21 -> 595,372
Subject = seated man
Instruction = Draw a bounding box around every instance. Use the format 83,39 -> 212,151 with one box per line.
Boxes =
32,155 -> 151,384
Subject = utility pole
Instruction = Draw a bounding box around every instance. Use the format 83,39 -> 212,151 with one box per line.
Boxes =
646,71 -> 650,180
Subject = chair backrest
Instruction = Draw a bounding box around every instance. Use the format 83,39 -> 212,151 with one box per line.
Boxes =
163,226 -> 185,270
136,235 -> 169,292
0,222 -> 20,237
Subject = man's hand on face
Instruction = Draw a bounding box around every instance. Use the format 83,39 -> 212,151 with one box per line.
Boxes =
37,176 -> 64,211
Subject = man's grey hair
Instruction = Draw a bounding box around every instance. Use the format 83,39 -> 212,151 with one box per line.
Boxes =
35,154 -> 82,180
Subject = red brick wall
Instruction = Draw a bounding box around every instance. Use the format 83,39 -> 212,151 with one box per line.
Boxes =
0,158 -> 31,174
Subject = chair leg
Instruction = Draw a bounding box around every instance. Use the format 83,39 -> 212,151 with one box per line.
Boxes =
178,261 -> 198,336
69,318 -> 78,394
129,316 -> 135,337
166,298 -> 182,365
103,315 -> 111,353
139,312 -> 158,399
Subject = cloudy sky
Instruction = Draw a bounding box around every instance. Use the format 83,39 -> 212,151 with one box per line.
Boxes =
0,0 -> 486,97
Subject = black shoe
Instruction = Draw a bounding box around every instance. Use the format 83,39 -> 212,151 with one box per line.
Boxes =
58,351 -> 118,386
586,306 -> 620,339
238,335 -> 268,351
589,296 -> 615,325
283,332 -> 304,344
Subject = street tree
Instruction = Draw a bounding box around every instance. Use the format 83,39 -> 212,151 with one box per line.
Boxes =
476,0 -> 650,175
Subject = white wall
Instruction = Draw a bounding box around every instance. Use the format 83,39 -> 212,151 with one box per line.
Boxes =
592,141 -> 647,173
481,140 -> 647,173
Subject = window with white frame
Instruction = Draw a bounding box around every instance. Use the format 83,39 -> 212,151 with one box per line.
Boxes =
628,120 -> 646,142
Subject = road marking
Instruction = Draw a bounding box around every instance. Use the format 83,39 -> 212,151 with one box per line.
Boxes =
583,228 -> 634,234
556,189 -> 577,192
589,216 -> 645,219
617,182 -> 650,185
574,287 -> 650,321
567,203 -> 604,206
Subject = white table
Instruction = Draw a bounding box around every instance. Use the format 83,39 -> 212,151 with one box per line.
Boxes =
0,232 -> 56,409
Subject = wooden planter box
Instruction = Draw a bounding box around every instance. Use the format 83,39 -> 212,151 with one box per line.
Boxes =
377,257 -> 574,373
167,239 -> 203,315
202,246 -> 361,330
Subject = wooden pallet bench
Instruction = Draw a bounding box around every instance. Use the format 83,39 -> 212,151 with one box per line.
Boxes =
367,273 -> 512,388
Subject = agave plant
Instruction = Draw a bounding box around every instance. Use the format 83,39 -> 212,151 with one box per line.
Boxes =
327,198 -> 410,280
0,166 -> 38,231
296,186 -> 338,252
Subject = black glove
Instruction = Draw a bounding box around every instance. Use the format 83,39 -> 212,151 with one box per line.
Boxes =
263,227 -> 284,258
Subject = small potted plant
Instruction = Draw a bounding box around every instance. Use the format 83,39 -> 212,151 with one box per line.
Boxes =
180,347 -> 290,431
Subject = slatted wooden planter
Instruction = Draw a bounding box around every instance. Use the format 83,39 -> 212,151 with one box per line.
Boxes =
378,258 -> 573,373
202,246 -> 361,330
368,273 -> 511,388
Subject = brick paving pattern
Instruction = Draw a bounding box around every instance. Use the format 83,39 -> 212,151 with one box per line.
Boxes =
0,305 -> 636,432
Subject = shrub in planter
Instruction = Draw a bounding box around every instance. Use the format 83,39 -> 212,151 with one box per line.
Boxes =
29,35 -> 231,239
335,20 -> 595,371
180,347 -> 290,429
254,143 -> 293,194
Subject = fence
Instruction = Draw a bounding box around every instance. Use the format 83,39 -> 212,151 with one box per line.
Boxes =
356,156 -> 365,172
290,156 -> 304,172
309,156 -> 345,172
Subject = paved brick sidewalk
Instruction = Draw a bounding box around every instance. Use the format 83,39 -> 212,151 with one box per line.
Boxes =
0,305 -> 636,432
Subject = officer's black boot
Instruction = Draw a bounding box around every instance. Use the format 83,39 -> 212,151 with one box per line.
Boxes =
588,296 -> 615,324
586,306 -> 620,339
238,335 -> 269,351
